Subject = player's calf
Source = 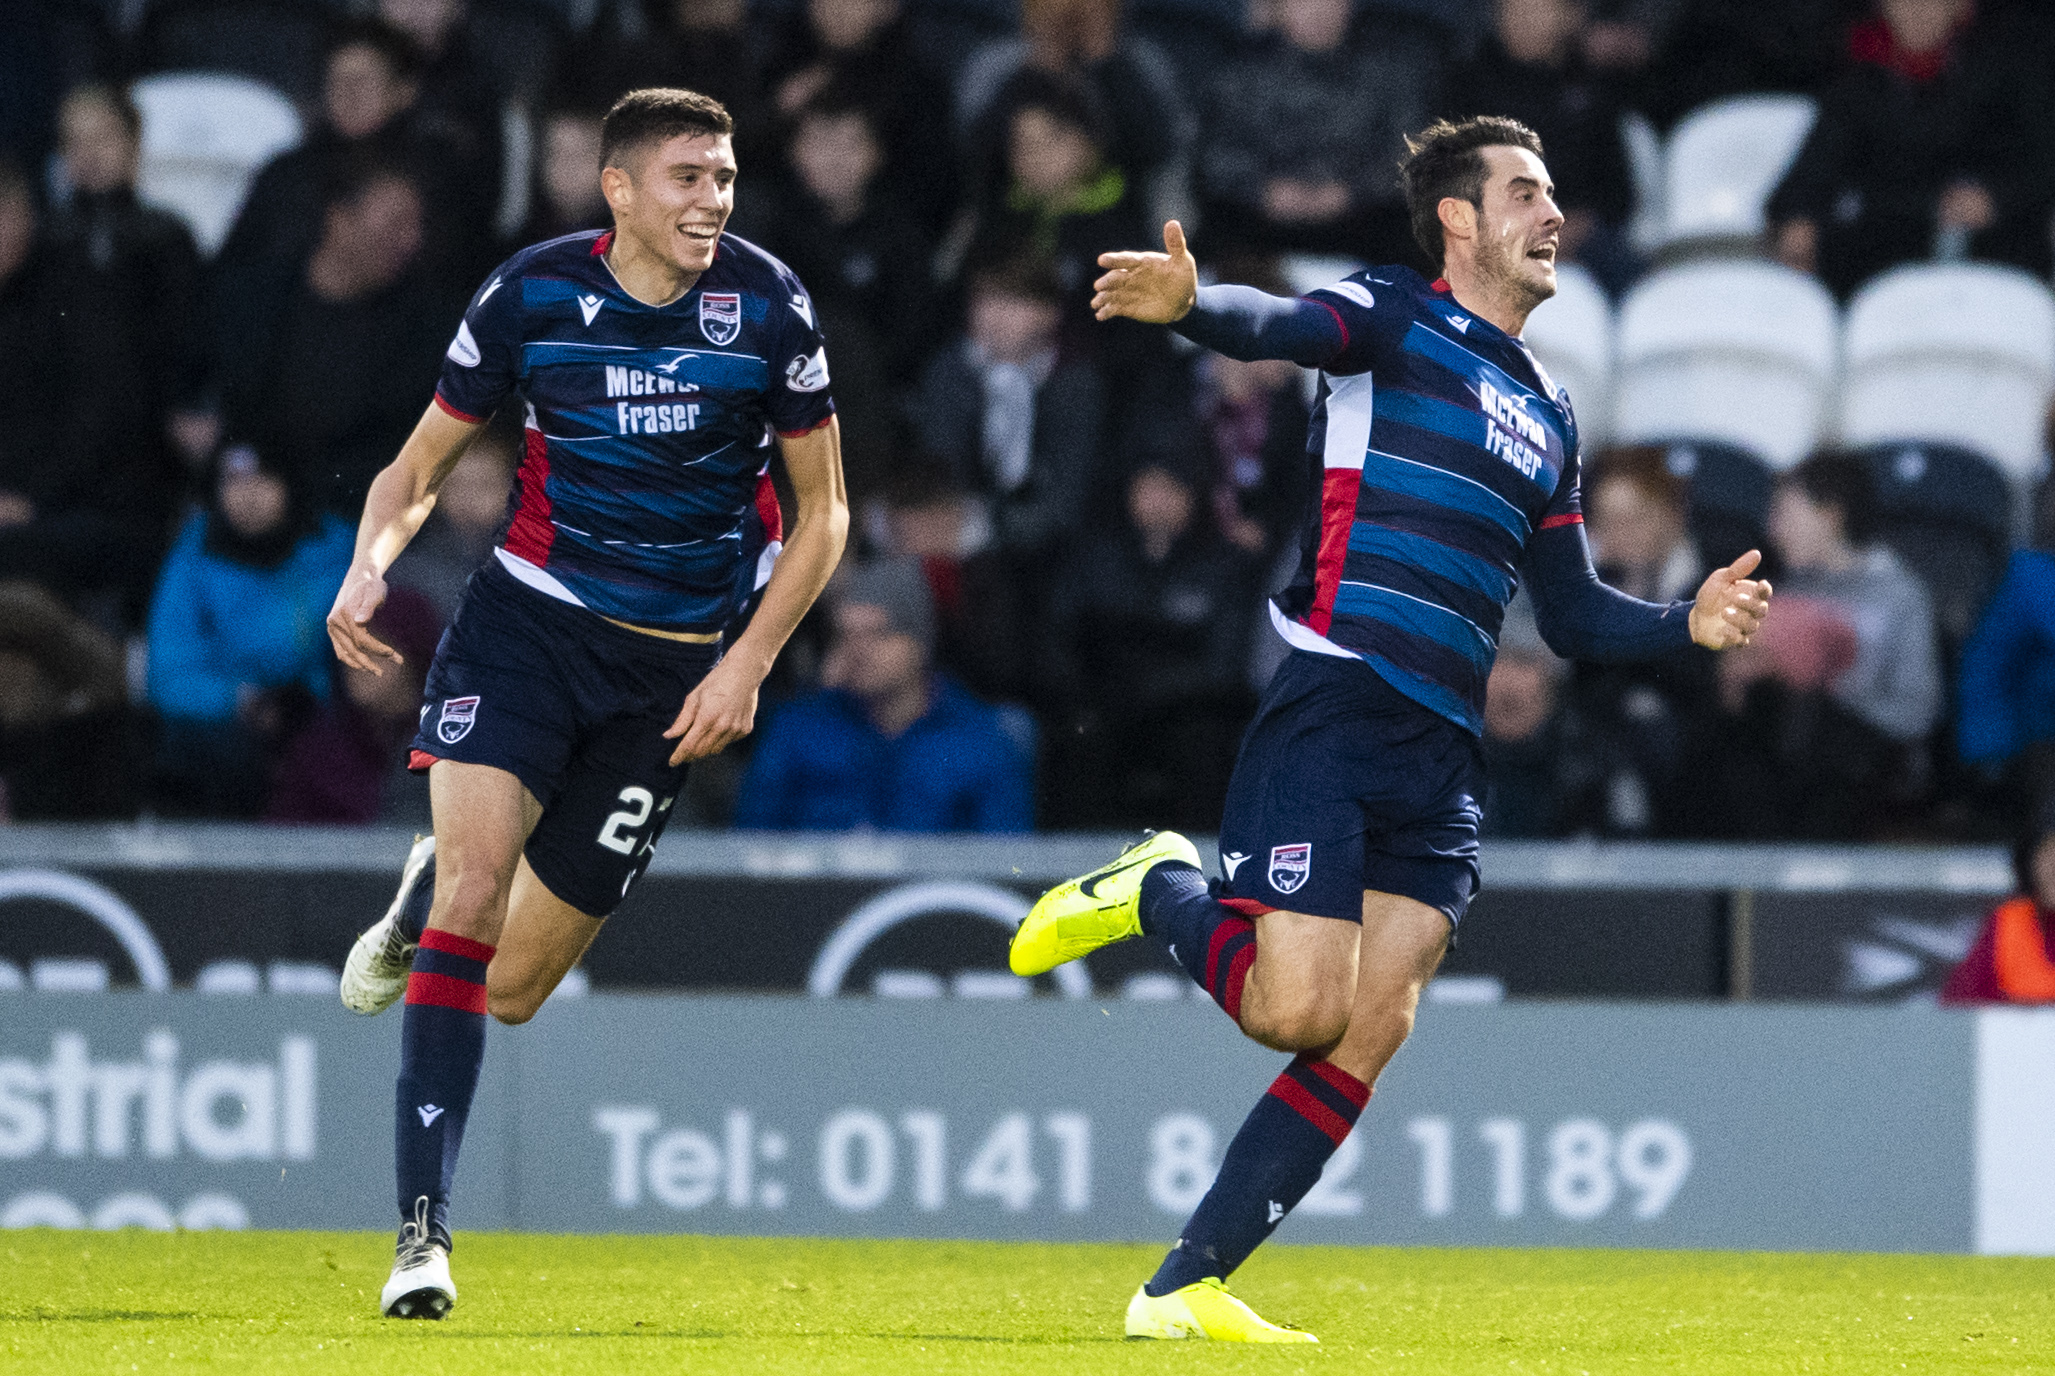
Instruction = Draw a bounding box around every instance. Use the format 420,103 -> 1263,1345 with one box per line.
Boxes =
482,859 -> 610,1024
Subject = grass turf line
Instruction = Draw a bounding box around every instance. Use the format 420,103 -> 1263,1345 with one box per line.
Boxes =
2,1232 -> 2050,1374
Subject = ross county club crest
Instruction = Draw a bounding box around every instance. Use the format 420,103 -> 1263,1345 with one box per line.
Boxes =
1268,843 -> 1311,895
699,292 -> 741,346
436,696 -> 480,745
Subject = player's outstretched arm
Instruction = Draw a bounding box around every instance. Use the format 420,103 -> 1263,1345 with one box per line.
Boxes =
326,402 -> 482,675
664,417 -> 849,765
1525,522 -> 1771,660
1093,221 -> 1345,367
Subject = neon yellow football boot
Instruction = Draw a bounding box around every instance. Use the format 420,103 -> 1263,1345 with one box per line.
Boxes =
1124,1278 -> 1318,1342
1009,831 -> 1201,977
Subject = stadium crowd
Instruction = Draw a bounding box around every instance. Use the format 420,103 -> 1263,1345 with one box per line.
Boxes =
1,0 -> 2053,839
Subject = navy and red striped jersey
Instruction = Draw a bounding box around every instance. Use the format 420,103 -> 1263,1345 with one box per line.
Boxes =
1271,266 -> 1586,732
433,229 -> 834,634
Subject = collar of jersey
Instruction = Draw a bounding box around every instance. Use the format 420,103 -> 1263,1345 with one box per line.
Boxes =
594,236 -> 715,310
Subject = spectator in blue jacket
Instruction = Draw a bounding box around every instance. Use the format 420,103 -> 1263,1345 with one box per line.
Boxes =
1959,547 -> 2055,804
736,560 -> 1033,833
147,441 -> 355,815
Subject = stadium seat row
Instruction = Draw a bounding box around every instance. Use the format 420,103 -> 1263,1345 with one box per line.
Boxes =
1526,259 -> 2055,481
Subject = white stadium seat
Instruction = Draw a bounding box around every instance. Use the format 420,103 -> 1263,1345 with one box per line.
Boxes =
1839,263 -> 2055,481
1659,95 -> 1815,251
1612,261 -> 1840,469
131,72 -> 301,255
1620,109 -> 1665,255
1522,262 -> 1613,444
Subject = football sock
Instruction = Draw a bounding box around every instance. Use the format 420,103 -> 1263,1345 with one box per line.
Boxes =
1144,1056 -> 1370,1296
397,853 -> 436,944
394,928 -> 493,1249
1139,862 -> 1257,1023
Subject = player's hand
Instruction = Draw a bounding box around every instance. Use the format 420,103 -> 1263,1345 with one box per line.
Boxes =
1092,220 -> 1198,324
1688,549 -> 1772,650
326,564 -> 399,675
664,654 -> 761,765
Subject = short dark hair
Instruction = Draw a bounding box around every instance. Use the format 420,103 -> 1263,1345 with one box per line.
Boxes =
0,157 -> 33,206
1398,116 -> 1546,266
2014,795 -> 2055,899
795,77 -> 877,128
328,17 -> 426,82
1785,451 -> 1878,547
600,88 -> 734,171
320,154 -> 421,216
1001,68 -> 1111,153
967,254 -> 1064,307
1588,445 -> 1687,518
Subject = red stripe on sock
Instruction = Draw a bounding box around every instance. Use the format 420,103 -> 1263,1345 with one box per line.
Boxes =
405,970 -> 488,1014
1219,897 -> 1275,917
420,928 -> 496,964
1221,943 -> 1257,1024
1204,916 -> 1255,991
1268,1074 -> 1353,1145
1303,1059 -> 1371,1110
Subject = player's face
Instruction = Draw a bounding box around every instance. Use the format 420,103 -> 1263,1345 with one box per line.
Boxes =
618,133 -> 736,276
1474,145 -> 1562,306
2033,834 -> 2055,909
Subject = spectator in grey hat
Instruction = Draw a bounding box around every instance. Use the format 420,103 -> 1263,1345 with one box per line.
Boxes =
734,560 -> 1033,832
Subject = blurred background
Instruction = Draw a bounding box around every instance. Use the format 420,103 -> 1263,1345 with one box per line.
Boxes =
1,0 -> 2054,1006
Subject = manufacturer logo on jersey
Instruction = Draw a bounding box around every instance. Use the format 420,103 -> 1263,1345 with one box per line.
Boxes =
445,320 -> 480,368
1447,313 -> 1472,333
578,293 -> 605,326
1268,843 -> 1311,895
700,292 -> 742,345
1223,851 -> 1250,880
789,293 -> 815,328
436,696 -> 480,745
1267,1200 -> 1285,1222
785,349 -> 829,393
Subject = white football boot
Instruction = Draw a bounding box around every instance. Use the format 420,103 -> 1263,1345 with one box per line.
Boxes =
340,835 -> 436,1015
381,1196 -> 456,1319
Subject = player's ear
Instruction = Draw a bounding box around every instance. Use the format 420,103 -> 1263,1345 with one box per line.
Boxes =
599,163 -> 633,218
1438,195 -> 1475,246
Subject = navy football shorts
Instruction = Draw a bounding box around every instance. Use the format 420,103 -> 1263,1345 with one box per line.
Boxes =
1217,650 -> 1484,927
410,559 -> 718,918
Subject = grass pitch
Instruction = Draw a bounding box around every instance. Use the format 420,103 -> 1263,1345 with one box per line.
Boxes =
2,1232 -> 2050,1374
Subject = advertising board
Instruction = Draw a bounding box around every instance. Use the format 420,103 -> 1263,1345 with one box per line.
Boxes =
4,994 -> 2040,1254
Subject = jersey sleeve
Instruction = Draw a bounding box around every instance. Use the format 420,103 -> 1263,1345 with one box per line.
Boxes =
433,267 -> 523,424
1537,441 -> 1584,532
1301,276 -> 1412,377
763,267 -> 836,438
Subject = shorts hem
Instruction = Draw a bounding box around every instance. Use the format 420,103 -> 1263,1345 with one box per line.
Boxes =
405,739 -> 559,811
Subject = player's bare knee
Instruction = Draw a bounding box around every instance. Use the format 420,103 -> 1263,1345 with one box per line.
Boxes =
432,863 -> 514,940
1241,993 -> 1350,1054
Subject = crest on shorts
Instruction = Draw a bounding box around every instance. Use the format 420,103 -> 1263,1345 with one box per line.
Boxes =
699,292 -> 741,346
1268,843 -> 1311,895
436,696 -> 480,745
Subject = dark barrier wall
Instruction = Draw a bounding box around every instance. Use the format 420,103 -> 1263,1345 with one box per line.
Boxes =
0,827 -> 2013,1001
